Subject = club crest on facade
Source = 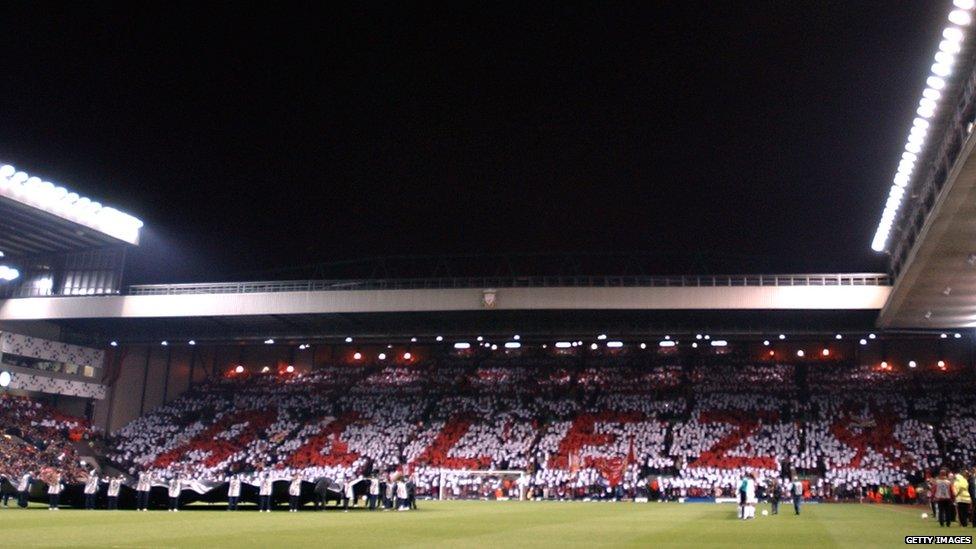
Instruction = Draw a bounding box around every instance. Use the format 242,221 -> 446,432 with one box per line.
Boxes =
481,289 -> 497,309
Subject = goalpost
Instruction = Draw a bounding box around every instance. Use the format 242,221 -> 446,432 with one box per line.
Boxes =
436,469 -> 529,501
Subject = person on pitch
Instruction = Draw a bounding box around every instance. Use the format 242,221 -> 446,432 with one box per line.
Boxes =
368,475 -> 380,510
737,473 -> 747,519
106,475 -> 122,510
737,473 -> 756,520
136,471 -> 151,511
968,469 -> 976,528
0,473 -> 10,507
289,474 -> 302,512
47,472 -> 63,511
384,475 -> 395,510
407,476 -> 417,510
227,475 -> 242,511
84,470 -> 99,510
16,471 -> 32,508
342,477 -> 355,512
396,478 -> 409,511
954,470 -> 971,527
259,473 -> 273,512
791,476 -> 804,516
168,474 -> 182,512
934,469 -> 955,527
768,477 -> 781,515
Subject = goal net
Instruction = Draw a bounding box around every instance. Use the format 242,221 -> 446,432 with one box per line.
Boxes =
436,469 -> 529,501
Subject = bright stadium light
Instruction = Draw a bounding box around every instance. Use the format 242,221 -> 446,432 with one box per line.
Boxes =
264,339 -> 274,345
950,9 -> 973,25
403,352 -> 412,360
934,51 -> 956,66
378,353 -> 387,360
0,371 -> 11,388
110,341 -> 118,347
161,340 -> 168,346
0,265 -> 19,281
285,365 -> 295,373
410,337 -> 417,343
606,341 -> 623,348
710,340 -> 728,347
873,8 -> 976,252
940,39 -> 962,54
955,332 -> 963,338
435,336 -> 443,342
454,342 -> 471,349
505,342 -> 521,349
859,339 -> 867,346
908,129 -> 935,143
555,342 -> 572,349
353,352 -> 362,360
659,341 -> 676,348
909,360 -> 918,368
763,340 -> 770,346
345,337 -> 353,343
234,365 -> 244,374
0,162 -> 143,244
597,334 -> 607,340
188,340 -> 196,346
513,335 -> 520,340
835,334 -> 843,340
796,350 -> 805,357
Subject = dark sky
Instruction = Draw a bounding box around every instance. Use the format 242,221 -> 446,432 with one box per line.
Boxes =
0,1 -> 949,283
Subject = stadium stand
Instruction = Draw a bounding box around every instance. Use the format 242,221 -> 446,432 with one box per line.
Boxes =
10,349 -> 945,504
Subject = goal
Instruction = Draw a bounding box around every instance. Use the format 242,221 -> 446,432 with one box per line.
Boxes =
435,469 -> 529,501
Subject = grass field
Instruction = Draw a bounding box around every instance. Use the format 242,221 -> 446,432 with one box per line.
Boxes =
0,501 -> 964,548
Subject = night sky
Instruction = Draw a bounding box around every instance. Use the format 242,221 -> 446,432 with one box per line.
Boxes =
0,1 -> 948,283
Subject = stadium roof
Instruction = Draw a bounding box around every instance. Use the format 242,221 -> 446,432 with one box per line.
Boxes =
0,161 -> 143,257
878,132 -> 976,328
873,2 -> 976,328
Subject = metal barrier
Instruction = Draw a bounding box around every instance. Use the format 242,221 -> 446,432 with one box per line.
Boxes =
126,273 -> 891,295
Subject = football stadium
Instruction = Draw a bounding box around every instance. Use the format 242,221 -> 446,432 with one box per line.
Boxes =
4,1 -> 976,548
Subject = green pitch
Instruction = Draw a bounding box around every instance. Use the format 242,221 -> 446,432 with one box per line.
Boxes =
0,501 -> 959,548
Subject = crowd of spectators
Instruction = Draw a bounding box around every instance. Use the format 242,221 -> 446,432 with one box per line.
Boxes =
0,394 -> 91,483
6,355 -> 975,503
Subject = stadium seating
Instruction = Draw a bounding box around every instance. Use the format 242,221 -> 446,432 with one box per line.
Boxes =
0,394 -> 93,484
3,352 -> 971,503
90,354 -> 973,501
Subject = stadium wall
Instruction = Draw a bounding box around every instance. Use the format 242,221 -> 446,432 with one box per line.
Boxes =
0,285 -> 891,322
98,343 -> 320,434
